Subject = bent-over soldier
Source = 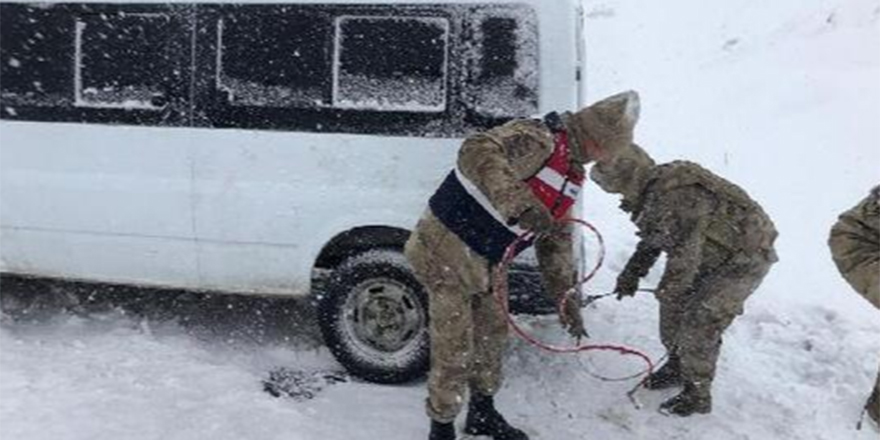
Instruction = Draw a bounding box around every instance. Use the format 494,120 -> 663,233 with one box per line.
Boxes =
590,144 -> 778,416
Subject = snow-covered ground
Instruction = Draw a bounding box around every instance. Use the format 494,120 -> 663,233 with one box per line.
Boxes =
1,0 -> 879,439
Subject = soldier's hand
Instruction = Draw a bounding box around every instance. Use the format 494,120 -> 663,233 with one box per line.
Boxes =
614,271 -> 640,300
516,206 -> 555,235
560,292 -> 588,341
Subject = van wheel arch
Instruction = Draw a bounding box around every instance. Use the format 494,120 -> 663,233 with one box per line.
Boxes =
313,226 -> 411,272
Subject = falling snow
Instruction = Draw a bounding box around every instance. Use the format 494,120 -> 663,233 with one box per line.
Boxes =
0,0 -> 878,439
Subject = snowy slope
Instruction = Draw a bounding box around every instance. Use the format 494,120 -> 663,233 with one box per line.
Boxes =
1,1 -> 879,439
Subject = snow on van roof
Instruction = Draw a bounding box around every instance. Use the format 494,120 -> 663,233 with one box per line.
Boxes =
3,0 -> 579,8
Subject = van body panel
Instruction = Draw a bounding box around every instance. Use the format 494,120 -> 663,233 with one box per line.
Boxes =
0,121 -> 200,286
0,227 -> 201,288
191,130 -> 454,294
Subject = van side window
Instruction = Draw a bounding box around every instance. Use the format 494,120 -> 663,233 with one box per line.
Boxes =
216,11 -> 331,108
0,4 -> 72,110
464,11 -> 538,119
333,16 -> 448,112
74,13 -> 178,110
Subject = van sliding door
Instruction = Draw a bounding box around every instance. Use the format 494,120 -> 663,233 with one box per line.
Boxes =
186,3 -> 542,294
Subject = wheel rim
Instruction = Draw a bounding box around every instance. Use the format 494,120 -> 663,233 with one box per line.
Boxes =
341,277 -> 426,356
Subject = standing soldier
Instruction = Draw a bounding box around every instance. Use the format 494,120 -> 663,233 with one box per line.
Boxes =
590,144 -> 778,416
405,91 -> 641,440
828,185 -> 880,429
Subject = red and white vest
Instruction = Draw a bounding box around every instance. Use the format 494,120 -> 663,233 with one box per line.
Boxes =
525,129 -> 584,219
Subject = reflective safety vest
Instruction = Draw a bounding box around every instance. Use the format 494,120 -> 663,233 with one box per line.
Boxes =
428,114 -> 584,263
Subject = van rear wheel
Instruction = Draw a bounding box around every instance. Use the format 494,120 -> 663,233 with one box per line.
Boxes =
317,249 -> 429,384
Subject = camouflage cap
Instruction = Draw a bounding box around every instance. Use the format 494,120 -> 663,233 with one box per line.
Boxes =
566,90 -> 641,163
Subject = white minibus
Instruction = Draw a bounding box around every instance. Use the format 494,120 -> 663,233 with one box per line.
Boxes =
0,0 -> 585,382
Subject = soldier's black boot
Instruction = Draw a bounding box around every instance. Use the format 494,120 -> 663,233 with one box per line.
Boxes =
464,394 -> 529,440
645,354 -> 683,390
659,382 -> 712,417
429,420 -> 455,440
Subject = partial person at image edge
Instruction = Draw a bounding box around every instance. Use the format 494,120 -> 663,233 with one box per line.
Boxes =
829,185 -> 880,430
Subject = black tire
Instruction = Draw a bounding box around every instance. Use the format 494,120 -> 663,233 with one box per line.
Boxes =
317,249 -> 429,384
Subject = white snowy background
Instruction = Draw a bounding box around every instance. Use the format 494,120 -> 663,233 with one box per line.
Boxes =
1,0 -> 879,439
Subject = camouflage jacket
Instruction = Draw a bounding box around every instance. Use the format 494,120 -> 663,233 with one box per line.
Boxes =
829,186 -> 880,308
456,118 -> 584,301
620,161 -> 778,298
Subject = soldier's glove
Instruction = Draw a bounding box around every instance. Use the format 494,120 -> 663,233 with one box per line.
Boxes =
515,206 -> 555,236
560,291 -> 589,341
614,271 -> 640,301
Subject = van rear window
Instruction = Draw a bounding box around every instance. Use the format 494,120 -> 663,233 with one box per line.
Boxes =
333,16 -> 448,112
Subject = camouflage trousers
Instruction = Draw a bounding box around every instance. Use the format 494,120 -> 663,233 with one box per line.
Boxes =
658,256 -> 773,393
405,212 -> 509,423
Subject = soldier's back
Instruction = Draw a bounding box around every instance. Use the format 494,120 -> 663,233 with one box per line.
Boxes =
648,161 -> 778,259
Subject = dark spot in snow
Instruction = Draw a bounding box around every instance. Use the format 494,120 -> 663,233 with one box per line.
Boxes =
585,6 -> 615,19
825,12 -> 836,26
722,38 -> 740,51
802,339 -> 813,352
823,310 -> 838,322
262,367 -> 349,400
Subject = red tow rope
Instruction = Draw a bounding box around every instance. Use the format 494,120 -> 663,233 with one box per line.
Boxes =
492,218 -> 655,399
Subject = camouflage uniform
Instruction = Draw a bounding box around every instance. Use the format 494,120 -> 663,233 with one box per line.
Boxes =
828,186 -> 880,426
591,145 -> 778,415
405,91 -> 640,435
